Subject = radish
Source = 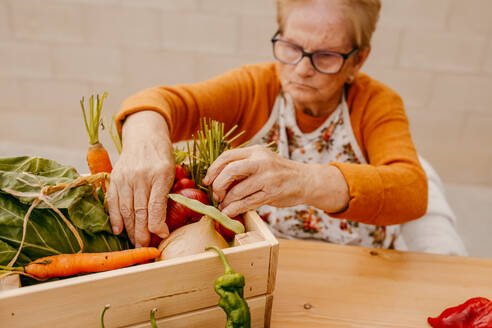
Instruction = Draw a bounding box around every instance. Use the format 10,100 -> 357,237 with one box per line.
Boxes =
215,215 -> 245,242
165,188 -> 209,231
171,178 -> 196,192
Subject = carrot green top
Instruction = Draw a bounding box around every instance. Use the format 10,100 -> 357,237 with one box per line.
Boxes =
116,62 -> 427,226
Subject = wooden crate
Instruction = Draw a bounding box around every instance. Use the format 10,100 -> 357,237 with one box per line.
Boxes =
0,211 -> 278,328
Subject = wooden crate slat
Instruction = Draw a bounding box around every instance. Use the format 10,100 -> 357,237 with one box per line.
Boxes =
0,243 -> 270,327
245,211 -> 279,295
0,211 -> 279,327
126,294 -> 271,328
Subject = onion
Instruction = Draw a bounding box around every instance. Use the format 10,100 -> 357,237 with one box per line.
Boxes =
157,216 -> 228,261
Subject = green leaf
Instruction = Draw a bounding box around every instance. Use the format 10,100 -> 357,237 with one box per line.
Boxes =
0,156 -> 79,180
0,239 -> 31,267
0,156 -> 131,270
0,156 -> 93,209
0,193 -> 78,264
68,196 -> 112,234
82,230 -> 131,254
0,156 -> 113,234
0,193 -> 130,267
96,185 -> 106,205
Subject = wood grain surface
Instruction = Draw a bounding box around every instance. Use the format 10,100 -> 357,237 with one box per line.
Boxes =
271,239 -> 492,328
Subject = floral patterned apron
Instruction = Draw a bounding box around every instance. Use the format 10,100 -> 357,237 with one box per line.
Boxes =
249,91 -> 401,248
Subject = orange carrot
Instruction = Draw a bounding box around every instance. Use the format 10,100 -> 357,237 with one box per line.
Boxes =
1,248 -> 160,280
81,92 -> 112,174
87,142 -> 112,174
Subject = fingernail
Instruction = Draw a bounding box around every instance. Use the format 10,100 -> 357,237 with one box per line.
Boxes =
112,225 -> 121,235
158,225 -> 169,239
135,242 -> 142,248
202,177 -> 209,185
158,232 -> 169,239
213,192 -> 219,201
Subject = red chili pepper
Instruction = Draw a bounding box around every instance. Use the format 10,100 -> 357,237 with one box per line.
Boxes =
428,297 -> 492,328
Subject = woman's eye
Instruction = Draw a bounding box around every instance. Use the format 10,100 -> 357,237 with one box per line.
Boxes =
314,53 -> 342,70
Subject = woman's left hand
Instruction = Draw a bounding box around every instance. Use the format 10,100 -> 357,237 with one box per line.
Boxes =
202,145 -> 309,217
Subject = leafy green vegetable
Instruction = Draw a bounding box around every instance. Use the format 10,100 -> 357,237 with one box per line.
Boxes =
68,196 -> 113,234
0,194 -> 79,264
0,156 -> 91,209
0,156 -> 130,271
0,239 -> 30,266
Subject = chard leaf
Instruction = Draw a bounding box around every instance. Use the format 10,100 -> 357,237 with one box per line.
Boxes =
0,156 -> 79,180
0,156 -> 93,209
68,196 -> 112,234
0,193 -> 130,267
82,230 -> 131,254
0,239 -> 31,267
0,156 -> 131,269
0,193 -> 78,263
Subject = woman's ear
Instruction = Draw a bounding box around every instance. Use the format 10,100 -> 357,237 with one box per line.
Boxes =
356,46 -> 371,68
350,46 -> 371,78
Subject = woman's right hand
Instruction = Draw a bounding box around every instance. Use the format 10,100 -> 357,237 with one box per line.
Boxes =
106,110 -> 175,247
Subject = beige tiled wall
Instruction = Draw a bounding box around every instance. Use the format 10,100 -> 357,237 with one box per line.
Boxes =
0,0 -> 491,186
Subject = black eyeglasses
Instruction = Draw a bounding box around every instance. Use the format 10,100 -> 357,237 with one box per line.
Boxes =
271,32 -> 358,74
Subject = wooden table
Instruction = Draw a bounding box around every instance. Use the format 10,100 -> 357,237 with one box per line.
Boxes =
270,239 -> 492,328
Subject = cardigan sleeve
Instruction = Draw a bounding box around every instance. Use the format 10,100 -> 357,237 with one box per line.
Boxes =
116,62 -> 280,145
330,75 -> 428,226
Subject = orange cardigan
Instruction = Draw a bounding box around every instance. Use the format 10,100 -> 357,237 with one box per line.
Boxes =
117,62 -> 428,226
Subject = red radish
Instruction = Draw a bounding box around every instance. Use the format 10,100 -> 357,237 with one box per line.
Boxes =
179,188 -> 210,222
174,164 -> 188,181
215,215 -> 245,242
171,178 -> 196,192
177,188 -> 209,207
165,201 -> 189,232
165,188 -> 210,231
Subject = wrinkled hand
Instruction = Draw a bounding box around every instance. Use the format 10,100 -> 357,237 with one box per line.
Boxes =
106,111 -> 174,247
203,145 -> 309,217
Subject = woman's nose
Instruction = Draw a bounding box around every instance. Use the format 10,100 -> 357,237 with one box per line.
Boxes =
294,56 -> 315,77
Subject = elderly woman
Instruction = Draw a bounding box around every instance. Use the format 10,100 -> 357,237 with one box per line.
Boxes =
109,0 -> 428,249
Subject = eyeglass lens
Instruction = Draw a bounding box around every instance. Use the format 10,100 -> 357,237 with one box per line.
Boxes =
273,40 -> 344,73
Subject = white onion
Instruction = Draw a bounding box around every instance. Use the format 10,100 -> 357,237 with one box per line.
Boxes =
158,216 -> 229,261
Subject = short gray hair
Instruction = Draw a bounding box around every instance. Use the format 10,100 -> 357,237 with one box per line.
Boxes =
276,0 -> 382,49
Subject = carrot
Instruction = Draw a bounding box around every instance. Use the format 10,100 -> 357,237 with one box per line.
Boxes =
81,92 -> 113,174
0,248 -> 160,280
87,142 -> 112,175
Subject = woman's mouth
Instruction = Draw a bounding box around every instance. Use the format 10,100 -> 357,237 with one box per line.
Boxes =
290,81 -> 315,89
